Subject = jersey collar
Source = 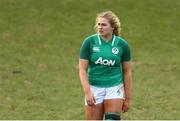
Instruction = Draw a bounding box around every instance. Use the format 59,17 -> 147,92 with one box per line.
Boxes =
98,34 -> 115,46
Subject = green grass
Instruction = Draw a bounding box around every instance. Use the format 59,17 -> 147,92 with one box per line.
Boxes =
0,0 -> 180,119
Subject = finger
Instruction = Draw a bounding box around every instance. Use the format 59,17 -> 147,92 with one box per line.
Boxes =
90,100 -> 95,106
93,96 -> 96,103
87,102 -> 94,106
124,107 -> 129,113
87,100 -> 94,106
122,105 -> 129,113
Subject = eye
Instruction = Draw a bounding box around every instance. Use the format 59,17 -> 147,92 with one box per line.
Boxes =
101,23 -> 107,26
97,23 -> 107,26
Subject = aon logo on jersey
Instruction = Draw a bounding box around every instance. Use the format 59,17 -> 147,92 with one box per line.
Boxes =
95,57 -> 115,66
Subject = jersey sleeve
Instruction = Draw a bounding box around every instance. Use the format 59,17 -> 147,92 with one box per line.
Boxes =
121,41 -> 131,62
79,37 -> 91,60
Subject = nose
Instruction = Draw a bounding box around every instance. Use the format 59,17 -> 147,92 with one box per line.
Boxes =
98,24 -> 103,29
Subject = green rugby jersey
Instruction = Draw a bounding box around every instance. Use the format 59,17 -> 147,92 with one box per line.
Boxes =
80,34 -> 131,87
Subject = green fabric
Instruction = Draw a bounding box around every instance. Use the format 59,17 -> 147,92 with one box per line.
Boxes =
80,34 -> 131,87
105,112 -> 121,120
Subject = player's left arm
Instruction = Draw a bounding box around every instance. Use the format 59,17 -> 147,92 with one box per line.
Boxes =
122,61 -> 132,112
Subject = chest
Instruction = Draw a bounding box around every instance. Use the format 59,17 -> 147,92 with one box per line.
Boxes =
90,44 -> 123,66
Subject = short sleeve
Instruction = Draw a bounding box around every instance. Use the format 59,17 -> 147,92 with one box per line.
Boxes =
121,42 -> 131,62
79,38 -> 90,60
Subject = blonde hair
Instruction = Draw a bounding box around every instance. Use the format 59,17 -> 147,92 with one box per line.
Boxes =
94,11 -> 121,36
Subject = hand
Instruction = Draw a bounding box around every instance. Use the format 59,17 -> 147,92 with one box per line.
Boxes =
85,90 -> 96,106
122,98 -> 131,113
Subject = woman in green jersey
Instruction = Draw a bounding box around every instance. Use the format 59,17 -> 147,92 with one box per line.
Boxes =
79,11 -> 132,120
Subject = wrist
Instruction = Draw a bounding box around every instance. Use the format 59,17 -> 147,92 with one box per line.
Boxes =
125,97 -> 131,101
83,87 -> 91,94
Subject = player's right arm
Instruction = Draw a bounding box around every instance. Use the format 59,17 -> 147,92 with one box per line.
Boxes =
79,59 -> 95,106
79,37 -> 95,106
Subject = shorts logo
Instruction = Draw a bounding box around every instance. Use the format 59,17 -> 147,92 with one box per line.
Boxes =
93,47 -> 100,52
117,88 -> 121,96
112,47 -> 119,54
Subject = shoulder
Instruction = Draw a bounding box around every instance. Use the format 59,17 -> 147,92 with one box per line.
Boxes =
84,34 -> 98,41
83,34 -> 98,45
115,36 -> 129,47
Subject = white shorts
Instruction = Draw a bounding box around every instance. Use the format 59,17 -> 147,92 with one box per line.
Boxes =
85,83 -> 125,105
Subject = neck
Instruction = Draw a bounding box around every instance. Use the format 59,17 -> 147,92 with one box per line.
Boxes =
100,34 -> 113,42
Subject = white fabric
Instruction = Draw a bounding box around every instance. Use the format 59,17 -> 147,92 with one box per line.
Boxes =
85,83 -> 124,105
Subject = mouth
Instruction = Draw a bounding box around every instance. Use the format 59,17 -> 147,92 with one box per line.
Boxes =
98,30 -> 103,33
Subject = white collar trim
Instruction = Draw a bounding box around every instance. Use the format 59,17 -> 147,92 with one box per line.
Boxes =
98,34 -> 115,46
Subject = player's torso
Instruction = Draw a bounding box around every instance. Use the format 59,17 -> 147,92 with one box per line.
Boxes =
89,34 -> 123,67
87,34 -> 126,87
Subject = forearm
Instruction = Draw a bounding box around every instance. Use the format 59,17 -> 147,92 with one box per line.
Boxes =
123,70 -> 132,100
79,70 -> 90,93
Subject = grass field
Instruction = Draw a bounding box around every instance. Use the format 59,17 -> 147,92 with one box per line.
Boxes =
0,0 -> 180,119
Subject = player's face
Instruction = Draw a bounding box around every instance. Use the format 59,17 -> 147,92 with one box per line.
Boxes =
97,17 -> 114,36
